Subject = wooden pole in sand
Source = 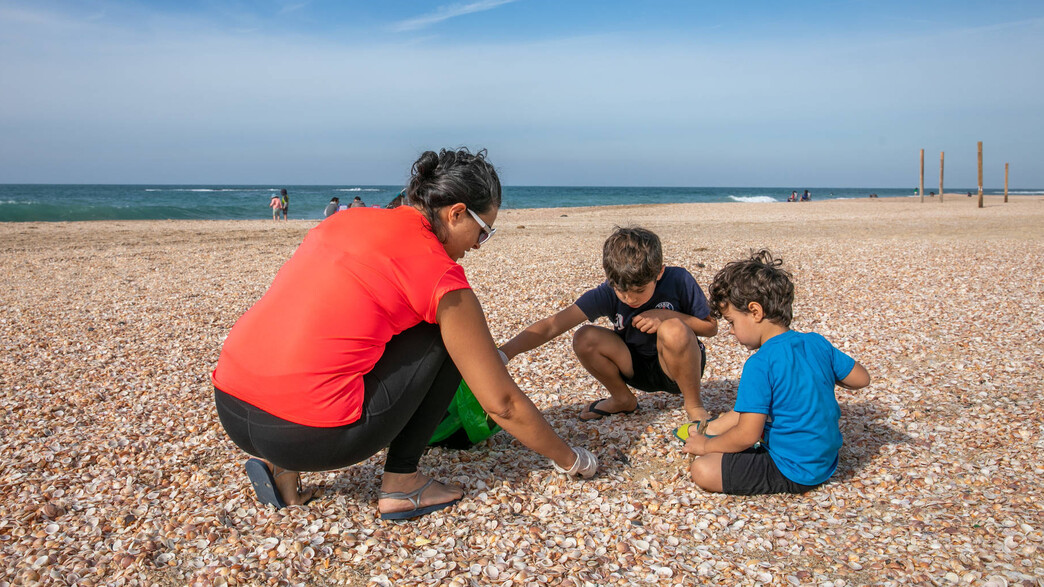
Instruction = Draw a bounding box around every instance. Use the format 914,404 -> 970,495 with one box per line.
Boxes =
919,149 -> 925,203
1005,163 -> 1009,203
939,151 -> 945,203
977,141 -> 984,208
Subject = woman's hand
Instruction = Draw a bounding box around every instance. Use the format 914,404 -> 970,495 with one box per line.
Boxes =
552,447 -> 598,478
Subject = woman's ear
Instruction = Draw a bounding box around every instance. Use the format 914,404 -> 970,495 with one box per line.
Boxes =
439,202 -> 467,229
447,202 -> 467,225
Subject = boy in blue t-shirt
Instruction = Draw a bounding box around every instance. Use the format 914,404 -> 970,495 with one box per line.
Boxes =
500,227 -> 718,424
683,250 -> 870,495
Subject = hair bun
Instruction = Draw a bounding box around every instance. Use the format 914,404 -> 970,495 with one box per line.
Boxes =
414,151 -> 440,180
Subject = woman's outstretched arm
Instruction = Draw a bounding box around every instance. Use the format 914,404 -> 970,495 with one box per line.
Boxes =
437,289 -> 585,472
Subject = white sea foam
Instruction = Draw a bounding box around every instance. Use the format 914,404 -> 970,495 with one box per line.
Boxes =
145,188 -> 244,192
1009,191 -> 1044,195
336,188 -> 381,192
729,195 -> 778,203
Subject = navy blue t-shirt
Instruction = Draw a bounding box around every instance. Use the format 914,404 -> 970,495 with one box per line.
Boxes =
574,266 -> 710,357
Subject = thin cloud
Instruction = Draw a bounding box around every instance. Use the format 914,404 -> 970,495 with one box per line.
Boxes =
278,2 -> 310,15
391,0 -> 517,32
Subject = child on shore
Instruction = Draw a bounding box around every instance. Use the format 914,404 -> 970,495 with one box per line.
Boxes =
683,250 -> 870,494
500,227 -> 718,424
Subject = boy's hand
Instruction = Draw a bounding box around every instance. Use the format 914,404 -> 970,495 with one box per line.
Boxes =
682,433 -> 709,456
632,309 -> 675,333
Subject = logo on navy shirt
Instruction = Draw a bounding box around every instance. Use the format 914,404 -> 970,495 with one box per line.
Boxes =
655,302 -> 675,310
613,313 -> 624,329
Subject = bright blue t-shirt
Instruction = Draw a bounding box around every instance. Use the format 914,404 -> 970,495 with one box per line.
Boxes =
574,266 -> 710,357
733,330 -> 856,486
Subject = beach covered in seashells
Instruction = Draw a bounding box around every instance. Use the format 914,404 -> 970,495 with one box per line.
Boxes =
2,194 -> 1042,586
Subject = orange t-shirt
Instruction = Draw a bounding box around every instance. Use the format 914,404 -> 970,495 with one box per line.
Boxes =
212,206 -> 470,427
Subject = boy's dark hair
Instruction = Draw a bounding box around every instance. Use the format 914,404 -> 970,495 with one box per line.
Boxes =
602,227 -> 663,291
709,249 -> 794,326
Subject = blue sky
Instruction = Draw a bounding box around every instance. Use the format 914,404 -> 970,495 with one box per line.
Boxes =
1,1 -> 1041,187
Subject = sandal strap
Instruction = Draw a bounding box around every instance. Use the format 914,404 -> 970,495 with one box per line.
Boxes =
272,466 -> 305,494
379,478 -> 436,509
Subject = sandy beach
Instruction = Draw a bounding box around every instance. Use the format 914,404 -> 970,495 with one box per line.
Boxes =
2,194 -> 1042,586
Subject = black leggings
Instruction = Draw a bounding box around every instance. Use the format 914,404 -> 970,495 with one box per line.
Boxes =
214,322 -> 460,474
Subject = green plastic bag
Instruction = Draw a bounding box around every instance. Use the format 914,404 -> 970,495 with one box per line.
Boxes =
429,379 -> 501,449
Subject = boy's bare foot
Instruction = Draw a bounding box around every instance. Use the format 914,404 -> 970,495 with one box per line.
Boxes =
378,472 -> 463,517
580,397 -> 639,420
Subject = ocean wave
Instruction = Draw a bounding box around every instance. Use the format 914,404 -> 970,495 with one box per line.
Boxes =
335,188 -> 382,192
144,188 -> 251,192
1008,191 -> 1044,195
728,195 -> 778,203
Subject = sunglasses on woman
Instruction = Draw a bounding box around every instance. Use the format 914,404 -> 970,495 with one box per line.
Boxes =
466,208 -> 496,245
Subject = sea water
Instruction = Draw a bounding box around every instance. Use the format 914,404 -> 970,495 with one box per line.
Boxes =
0,184 -> 1035,222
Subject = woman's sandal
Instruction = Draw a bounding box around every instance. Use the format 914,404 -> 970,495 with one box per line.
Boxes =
379,478 -> 461,521
245,459 -> 315,509
245,458 -> 287,508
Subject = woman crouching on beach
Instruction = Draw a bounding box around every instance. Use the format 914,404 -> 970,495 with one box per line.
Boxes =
212,148 -> 596,520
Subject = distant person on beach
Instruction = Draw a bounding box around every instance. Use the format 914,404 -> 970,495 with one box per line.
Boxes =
789,191 -> 797,202
324,197 -> 340,218
269,194 -> 282,220
682,250 -> 870,495
967,191 -> 973,198
801,190 -> 811,202
500,227 -> 718,426
349,196 -> 366,208
280,189 -> 289,220
212,147 -> 596,518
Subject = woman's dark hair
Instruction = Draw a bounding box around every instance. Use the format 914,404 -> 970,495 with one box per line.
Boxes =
602,227 -> 663,291
709,249 -> 794,326
406,147 -> 501,240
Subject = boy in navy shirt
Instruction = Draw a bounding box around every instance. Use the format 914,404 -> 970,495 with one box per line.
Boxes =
500,227 -> 717,424
684,250 -> 870,494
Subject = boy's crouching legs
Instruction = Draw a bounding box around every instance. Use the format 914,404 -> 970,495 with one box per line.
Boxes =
656,318 -> 710,422
572,325 -> 639,417
689,454 -> 724,493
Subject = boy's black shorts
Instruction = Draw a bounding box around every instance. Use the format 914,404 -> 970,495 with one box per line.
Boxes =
623,339 -> 706,394
721,446 -> 821,495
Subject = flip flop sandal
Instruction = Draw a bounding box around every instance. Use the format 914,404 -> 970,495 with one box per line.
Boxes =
582,399 -> 639,421
671,415 -> 718,442
245,458 -> 287,509
671,419 -> 765,449
379,478 -> 461,521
